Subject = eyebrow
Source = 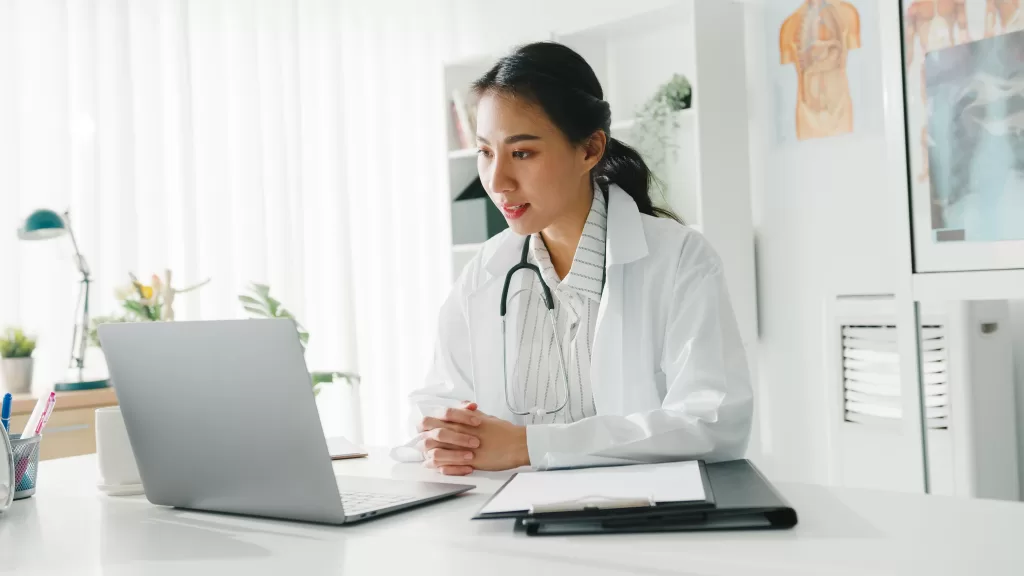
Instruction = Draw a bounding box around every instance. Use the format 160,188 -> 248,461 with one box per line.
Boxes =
476,134 -> 542,145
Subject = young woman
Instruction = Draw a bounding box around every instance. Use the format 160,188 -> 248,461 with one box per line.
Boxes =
392,42 -> 752,475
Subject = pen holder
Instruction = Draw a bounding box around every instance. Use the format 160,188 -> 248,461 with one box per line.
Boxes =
10,434 -> 41,500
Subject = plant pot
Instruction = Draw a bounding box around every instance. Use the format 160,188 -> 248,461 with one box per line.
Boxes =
1,358 -> 34,394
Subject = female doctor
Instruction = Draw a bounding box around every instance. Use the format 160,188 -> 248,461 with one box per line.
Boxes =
393,42 -> 752,475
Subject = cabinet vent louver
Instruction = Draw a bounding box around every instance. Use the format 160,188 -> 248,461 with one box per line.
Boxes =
841,324 -> 948,430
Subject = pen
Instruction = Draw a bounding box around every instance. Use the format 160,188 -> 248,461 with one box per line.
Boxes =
1,393 -> 11,433
21,392 -> 55,439
35,393 -> 58,436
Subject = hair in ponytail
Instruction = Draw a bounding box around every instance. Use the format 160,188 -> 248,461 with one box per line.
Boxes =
472,41 -> 680,222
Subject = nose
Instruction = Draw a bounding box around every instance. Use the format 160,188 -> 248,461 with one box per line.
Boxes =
485,154 -> 516,196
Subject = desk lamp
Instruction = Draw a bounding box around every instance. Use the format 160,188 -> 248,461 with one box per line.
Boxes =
17,209 -> 108,391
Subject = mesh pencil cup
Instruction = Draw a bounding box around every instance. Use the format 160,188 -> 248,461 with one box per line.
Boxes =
10,434 -> 42,499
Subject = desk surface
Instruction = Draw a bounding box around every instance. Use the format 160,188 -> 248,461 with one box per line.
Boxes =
1,449 -> 1022,576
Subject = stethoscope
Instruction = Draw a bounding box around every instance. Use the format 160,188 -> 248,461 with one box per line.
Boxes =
499,178 -> 609,418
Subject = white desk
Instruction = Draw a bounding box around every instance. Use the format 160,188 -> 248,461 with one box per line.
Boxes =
1,449 -> 1022,576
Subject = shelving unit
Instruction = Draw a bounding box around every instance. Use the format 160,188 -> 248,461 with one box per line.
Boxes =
440,1 -> 757,349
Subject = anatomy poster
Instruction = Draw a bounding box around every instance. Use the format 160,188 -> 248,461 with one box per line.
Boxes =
769,0 -> 882,144
903,0 -> 1024,244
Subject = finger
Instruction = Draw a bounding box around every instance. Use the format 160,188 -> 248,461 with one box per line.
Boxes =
459,401 -> 478,411
437,465 -> 474,476
425,448 -> 474,467
431,427 -> 480,449
441,407 -> 482,427
418,417 -> 468,433
420,437 -> 473,453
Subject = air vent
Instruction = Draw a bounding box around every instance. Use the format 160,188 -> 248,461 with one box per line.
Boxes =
841,324 -> 948,430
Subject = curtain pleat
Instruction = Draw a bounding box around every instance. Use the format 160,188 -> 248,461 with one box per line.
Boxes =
0,0 -> 455,445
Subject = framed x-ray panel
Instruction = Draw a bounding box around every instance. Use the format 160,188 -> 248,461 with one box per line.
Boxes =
901,0 -> 1024,272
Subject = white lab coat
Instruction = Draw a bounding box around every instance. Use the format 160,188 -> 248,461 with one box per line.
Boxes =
396,184 -> 753,470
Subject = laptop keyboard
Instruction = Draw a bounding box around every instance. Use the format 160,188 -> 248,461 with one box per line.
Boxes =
340,490 -> 419,516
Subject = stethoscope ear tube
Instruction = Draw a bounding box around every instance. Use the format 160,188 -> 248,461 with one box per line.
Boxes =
500,238 -> 555,317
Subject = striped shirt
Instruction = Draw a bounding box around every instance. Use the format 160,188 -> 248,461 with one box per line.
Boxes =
509,189 -> 606,425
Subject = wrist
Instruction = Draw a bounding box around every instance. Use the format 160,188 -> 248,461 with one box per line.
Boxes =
517,425 -> 530,468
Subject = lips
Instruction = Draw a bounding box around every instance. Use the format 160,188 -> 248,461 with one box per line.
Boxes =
501,203 -> 530,220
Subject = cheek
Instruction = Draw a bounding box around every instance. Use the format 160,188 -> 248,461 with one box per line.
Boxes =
521,157 -> 577,206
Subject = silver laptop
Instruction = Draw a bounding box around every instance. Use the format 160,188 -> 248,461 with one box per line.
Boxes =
98,318 -> 472,525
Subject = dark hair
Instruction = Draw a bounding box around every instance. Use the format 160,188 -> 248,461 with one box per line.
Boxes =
472,41 -> 679,221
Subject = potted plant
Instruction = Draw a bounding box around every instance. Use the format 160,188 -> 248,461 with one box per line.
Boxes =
88,270 -> 210,348
239,283 -> 363,442
632,73 -> 693,191
0,328 -> 38,394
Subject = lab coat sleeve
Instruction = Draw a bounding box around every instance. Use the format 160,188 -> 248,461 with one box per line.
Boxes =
389,256 -> 479,463
525,249 -> 753,470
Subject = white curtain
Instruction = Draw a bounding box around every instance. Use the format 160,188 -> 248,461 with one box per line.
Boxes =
0,0 -> 456,446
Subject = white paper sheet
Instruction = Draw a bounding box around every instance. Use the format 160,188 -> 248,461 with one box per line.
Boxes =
479,461 -> 705,515
326,436 -> 367,460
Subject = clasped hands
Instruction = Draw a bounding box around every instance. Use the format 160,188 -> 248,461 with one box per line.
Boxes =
417,402 -> 529,476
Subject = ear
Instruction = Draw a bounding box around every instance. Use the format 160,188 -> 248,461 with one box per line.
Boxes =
579,130 -> 607,173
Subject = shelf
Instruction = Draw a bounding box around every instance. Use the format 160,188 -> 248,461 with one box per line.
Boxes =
912,269 -> 1024,302
452,243 -> 483,254
609,108 -> 694,135
554,2 -> 691,43
448,148 -> 478,160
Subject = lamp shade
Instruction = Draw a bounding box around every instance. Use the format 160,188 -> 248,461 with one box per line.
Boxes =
18,209 -> 67,241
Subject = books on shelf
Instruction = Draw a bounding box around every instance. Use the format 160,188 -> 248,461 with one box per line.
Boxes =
450,90 -> 477,150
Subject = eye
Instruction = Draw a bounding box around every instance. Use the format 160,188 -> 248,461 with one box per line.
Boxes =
512,150 -> 531,160
477,148 -> 492,159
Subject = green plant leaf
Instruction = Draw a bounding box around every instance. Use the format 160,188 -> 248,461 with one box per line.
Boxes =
242,304 -> 268,318
0,327 -> 36,358
266,296 -> 282,317
251,283 -> 271,299
122,300 -> 146,318
238,295 -> 269,315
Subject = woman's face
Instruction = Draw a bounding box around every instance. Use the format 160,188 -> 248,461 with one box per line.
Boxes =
475,91 -> 601,236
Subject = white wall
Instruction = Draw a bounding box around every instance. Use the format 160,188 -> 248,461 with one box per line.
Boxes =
742,0 -> 897,483
444,0 -> 677,61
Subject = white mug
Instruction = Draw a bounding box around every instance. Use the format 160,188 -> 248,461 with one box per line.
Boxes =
95,406 -> 144,496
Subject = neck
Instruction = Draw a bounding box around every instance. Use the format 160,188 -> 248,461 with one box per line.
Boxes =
539,179 -> 594,280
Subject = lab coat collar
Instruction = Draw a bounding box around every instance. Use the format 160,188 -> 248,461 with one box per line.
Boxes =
482,183 -> 647,280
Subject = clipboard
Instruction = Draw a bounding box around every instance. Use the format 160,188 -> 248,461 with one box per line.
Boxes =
473,460 -> 716,522
514,460 -> 798,536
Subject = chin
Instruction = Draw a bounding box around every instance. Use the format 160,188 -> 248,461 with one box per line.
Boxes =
505,219 -> 543,236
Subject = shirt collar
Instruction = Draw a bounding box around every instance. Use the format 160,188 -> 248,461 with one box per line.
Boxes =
529,188 -> 608,302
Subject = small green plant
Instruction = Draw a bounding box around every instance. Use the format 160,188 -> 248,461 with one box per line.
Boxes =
239,283 -> 309,351
633,73 -> 693,182
88,315 -> 131,348
310,371 -> 361,397
0,327 -> 37,358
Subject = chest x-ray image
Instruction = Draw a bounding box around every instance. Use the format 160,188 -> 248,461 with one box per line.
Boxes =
925,29 -> 1024,242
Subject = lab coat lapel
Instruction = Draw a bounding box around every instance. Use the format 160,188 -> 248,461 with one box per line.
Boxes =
591,185 -> 649,415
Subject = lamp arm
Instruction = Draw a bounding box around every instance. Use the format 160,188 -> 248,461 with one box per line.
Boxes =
62,210 -> 90,375
63,210 -> 90,278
